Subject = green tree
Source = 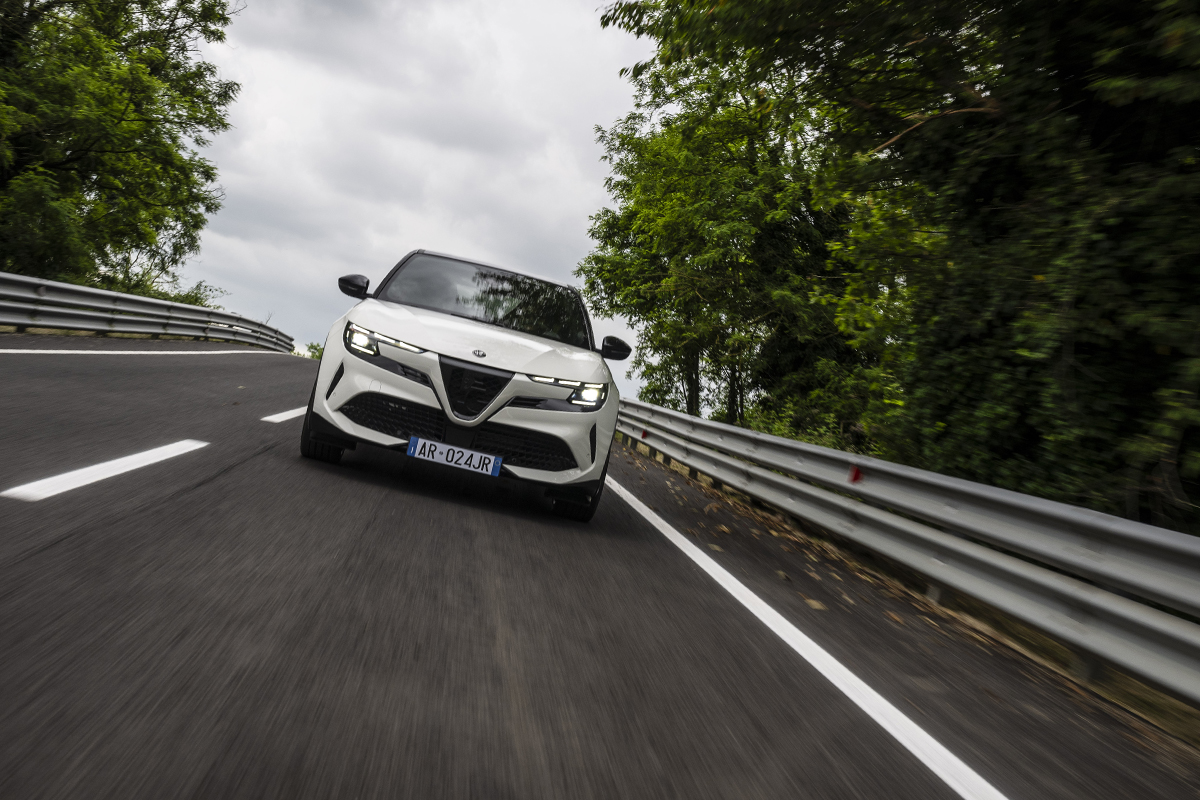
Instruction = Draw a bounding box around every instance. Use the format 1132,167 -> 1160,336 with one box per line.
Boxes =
580,61 -> 881,448
604,0 -> 1200,529
0,0 -> 238,303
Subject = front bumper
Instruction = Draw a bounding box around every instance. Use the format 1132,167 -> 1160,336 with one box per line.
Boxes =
309,325 -> 617,487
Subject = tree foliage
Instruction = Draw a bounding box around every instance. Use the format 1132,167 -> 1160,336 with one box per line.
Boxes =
579,61 -> 888,449
0,0 -> 238,303
592,0 -> 1200,530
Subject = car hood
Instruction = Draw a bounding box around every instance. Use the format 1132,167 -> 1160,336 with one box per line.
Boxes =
349,300 -> 611,383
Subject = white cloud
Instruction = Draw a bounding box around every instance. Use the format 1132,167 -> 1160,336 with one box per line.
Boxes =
190,0 -> 651,394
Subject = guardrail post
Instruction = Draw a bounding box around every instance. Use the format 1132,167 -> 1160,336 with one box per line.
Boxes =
1071,651 -> 1104,683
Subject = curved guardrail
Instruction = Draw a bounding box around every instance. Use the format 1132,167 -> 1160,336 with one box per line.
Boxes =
0,272 -> 294,353
616,397 -> 1200,706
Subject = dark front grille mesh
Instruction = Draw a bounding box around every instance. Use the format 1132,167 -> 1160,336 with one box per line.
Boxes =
337,392 -> 577,472
473,421 -> 577,472
440,356 -> 511,419
338,393 -> 446,442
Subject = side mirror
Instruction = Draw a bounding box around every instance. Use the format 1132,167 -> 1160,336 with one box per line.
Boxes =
598,335 -> 632,361
338,274 -> 370,299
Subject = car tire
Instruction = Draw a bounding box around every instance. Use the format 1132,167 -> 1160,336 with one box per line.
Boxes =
552,451 -> 609,522
300,384 -> 344,464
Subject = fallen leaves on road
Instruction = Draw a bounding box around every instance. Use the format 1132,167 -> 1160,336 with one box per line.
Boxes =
708,544 -> 724,552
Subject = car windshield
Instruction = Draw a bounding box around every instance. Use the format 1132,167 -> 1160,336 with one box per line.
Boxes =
378,253 -> 591,349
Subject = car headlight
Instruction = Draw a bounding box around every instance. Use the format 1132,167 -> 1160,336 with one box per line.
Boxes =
344,322 -> 425,356
527,374 -> 608,409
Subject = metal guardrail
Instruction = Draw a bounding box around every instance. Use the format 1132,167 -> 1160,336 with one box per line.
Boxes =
616,398 -> 1200,706
0,271 -> 295,353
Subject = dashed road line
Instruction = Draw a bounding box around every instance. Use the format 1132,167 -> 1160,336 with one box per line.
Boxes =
607,478 -> 1010,800
261,407 -> 307,423
1,440 -> 210,502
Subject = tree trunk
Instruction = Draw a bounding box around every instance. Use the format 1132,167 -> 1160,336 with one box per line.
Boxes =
686,346 -> 701,416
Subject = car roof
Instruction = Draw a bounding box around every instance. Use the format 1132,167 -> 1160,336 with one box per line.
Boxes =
408,249 -> 577,291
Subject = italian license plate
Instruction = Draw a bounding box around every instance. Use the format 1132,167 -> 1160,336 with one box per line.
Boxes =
407,437 -> 502,477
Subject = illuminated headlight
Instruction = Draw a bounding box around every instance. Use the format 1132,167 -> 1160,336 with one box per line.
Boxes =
568,383 -> 607,407
526,374 -> 608,409
344,322 -> 425,356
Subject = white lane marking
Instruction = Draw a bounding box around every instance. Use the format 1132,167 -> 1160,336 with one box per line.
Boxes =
1,440 -> 209,502
261,407 -> 306,423
0,349 -> 277,355
606,478 -> 1010,800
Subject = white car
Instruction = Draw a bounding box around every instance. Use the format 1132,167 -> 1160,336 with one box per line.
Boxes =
301,250 -> 631,521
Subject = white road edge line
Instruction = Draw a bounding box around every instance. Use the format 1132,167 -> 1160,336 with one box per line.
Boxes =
261,407 -> 307,423
0,349 -> 278,355
606,478 -> 1010,800
1,440 -> 210,502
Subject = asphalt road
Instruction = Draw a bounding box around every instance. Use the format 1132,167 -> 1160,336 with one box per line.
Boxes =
1,334 -> 1197,799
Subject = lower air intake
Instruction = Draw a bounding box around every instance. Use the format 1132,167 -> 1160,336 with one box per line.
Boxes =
336,392 -> 578,472
337,393 -> 446,442
473,421 -> 577,472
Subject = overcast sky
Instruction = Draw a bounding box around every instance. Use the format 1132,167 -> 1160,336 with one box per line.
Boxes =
190,0 -> 651,393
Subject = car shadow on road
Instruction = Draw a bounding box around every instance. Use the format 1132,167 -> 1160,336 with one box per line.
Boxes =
335,441 -> 558,516
299,440 -> 642,538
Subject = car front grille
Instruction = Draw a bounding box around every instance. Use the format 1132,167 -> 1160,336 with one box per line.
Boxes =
337,392 -> 446,442
336,392 -> 578,472
473,421 -> 578,472
440,356 -> 512,419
